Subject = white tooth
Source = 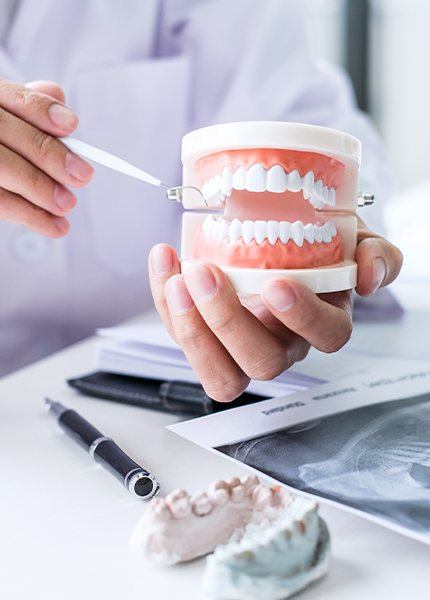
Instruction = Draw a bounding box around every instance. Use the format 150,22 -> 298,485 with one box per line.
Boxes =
214,220 -> 225,241
211,221 -> 218,240
202,182 -> 211,201
191,492 -> 213,517
252,485 -> 272,509
314,179 -> 323,202
279,221 -> 291,244
202,215 -> 214,235
267,221 -> 279,245
232,166 -> 246,190
219,219 -> 229,241
242,220 -> 254,244
323,186 -> 329,204
208,488 -> 229,505
216,194 -> 226,207
304,223 -> 315,244
321,223 -> 332,242
231,485 -> 245,503
221,167 -> 233,196
229,218 -> 242,243
303,171 -> 314,198
314,226 -> 323,243
266,164 -> 287,193
254,220 -> 267,244
287,169 -> 302,193
246,163 -> 266,192
226,476 -> 241,489
291,221 -> 304,247
240,475 -> 260,495
207,175 -> 221,199
205,178 -> 217,199
328,187 -> 336,206
328,221 -> 337,236
310,194 -> 325,209
214,174 -> 222,192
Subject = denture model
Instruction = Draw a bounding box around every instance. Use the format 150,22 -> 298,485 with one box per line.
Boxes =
180,121 -> 370,294
203,494 -> 330,600
130,474 -> 330,597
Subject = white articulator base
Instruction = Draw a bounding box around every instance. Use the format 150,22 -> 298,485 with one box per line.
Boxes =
181,259 -> 357,294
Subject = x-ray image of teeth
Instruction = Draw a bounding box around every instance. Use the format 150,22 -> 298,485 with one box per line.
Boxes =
217,393 -> 430,537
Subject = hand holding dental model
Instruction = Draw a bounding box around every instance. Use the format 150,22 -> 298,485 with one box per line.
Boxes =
149,122 -> 403,401
0,77 -> 401,398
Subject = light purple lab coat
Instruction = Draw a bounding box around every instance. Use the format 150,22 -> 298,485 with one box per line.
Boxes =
0,0 -> 392,375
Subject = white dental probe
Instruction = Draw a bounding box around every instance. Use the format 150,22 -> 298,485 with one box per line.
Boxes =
61,137 -> 206,205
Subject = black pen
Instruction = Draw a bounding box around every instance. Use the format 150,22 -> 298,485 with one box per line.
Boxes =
45,399 -> 160,500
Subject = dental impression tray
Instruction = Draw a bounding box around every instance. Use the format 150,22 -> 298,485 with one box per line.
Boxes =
180,121 -> 366,294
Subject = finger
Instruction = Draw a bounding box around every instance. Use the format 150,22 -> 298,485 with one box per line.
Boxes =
184,263 -> 300,381
26,80 -> 66,104
0,105 -> 93,188
0,144 -> 77,216
148,244 -> 181,338
0,187 -> 69,237
262,278 -> 353,353
165,274 -> 249,402
238,292 -> 311,358
355,235 -> 403,296
0,77 -> 78,135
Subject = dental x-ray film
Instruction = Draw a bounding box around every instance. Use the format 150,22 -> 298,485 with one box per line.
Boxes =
169,362 -> 430,544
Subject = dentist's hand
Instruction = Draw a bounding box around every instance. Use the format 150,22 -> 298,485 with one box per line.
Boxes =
0,78 -> 93,237
149,219 -> 403,402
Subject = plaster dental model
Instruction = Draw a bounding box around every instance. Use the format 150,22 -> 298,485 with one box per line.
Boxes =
130,474 -> 330,597
203,495 -> 330,600
180,121 -> 372,294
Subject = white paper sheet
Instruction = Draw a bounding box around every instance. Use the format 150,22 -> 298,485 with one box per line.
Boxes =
168,358 -> 430,446
95,324 -> 323,397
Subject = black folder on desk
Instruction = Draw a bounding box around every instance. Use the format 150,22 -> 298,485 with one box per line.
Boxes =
68,371 -> 268,417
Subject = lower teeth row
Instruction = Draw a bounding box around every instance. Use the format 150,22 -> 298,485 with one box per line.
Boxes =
202,216 -> 337,247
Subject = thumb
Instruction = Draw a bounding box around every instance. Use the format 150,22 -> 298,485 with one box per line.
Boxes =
26,80 -> 66,104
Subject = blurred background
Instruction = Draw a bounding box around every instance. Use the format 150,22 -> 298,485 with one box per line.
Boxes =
306,0 -> 429,307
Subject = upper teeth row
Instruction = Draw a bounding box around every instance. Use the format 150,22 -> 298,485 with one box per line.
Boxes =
202,164 -> 336,209
202,215 -> 337,246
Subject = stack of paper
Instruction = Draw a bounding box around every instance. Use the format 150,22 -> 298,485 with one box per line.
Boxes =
96,323 -> 324,397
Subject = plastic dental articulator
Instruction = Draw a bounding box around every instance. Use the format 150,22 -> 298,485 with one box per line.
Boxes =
179,121 -> 374,294
63,121 -> 373,295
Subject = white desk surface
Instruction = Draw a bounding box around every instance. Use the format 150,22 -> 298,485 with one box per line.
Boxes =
1,310 -> 430,599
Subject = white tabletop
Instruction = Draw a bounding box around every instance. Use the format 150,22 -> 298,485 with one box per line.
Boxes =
1,311 -> 430,599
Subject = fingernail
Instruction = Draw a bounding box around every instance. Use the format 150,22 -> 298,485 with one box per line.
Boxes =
186,264 -> 217,301
372,257 -> 387,293
48,103 -> 78,129
151,245 -> 173,275
65,152 -> 94,182
166,277 -> 195,315
263,280 -> 296,312
52,216 -> 70,234
54,184 -> 76,212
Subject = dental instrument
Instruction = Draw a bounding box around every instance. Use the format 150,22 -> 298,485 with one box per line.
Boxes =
61,137 -> 207,206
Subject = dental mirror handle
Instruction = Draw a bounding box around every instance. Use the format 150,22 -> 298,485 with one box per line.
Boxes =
61,137 -> 163,188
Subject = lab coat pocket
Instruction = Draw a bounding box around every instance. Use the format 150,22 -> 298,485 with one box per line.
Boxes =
71,56 -> 190,277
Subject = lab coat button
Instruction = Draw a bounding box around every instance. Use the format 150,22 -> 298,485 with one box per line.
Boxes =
13,232 -> 48,262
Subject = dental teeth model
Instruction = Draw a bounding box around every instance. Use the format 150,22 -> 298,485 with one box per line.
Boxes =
179,121 -> 368,294
130,475 -> 330,600
203,495 -> 330,600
